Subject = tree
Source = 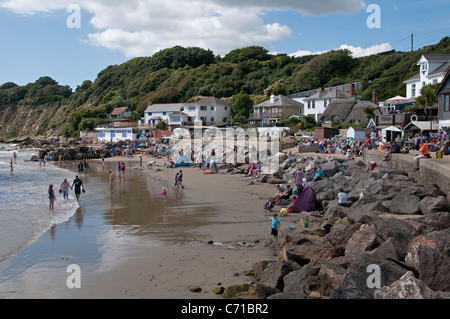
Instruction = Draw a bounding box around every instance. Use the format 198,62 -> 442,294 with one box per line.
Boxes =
416,83 -> 438,109
363,105 -> 376,122
155,119 -> 168,130
231,91 -> 253,119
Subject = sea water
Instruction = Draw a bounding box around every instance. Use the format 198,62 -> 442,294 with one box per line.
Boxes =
0,144 -> 79,262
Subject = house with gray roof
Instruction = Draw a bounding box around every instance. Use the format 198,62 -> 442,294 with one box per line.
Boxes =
247,94 -> 304,127
319,97 -> 379,126
404,54 -> 450,99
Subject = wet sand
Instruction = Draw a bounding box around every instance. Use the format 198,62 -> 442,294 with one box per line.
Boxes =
0,154 -> 300,299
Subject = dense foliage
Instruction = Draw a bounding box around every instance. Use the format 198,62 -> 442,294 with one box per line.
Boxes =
1,37 -> 449,137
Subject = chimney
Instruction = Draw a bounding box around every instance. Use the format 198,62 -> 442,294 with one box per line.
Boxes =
270,94 -> 276,103
372,91 -> 378,104
349,84 -> 355,96
319,87 -> 324,97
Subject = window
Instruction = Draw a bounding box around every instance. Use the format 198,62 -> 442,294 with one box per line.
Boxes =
210,105 -> 215,111
188,106 -> 196,111
162,112 -> 166,115
445,94 -> 450,112
147,112 -> 152,116
200,106 -> 207,111
412,84 -> 416,97
308,101 -> 311,109
171,116 -> 181,123
210,117 -> 215,123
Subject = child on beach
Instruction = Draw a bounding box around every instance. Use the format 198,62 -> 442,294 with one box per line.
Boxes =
162,187 -> 167,208
337,187 -> 348,207
265,213 -> 281,245
48,184 -> 56,210
108,170 -> 114,193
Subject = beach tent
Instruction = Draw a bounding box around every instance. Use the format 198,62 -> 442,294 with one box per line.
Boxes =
174,155 -> 191,167
291,186 -> 316,213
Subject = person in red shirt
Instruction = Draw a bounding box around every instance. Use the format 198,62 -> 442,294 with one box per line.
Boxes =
413,139 -> 429,171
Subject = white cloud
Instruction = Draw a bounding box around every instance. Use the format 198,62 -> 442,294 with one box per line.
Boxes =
0,0 -> 366,57
290,42 -> 393,58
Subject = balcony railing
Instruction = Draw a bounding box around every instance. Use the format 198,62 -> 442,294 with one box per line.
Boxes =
249,113 -> 283,120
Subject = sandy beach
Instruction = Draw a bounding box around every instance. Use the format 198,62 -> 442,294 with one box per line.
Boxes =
0,152 -> 302,299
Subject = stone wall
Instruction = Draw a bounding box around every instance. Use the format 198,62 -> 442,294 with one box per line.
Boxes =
363,150 -> 450,202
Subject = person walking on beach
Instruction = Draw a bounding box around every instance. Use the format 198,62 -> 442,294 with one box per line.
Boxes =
10,160 -> 13,175
117,161 -> 122,181
60,178 -> 72,199
78,161 -> 84,175
13,151 -> 17,163
121,162 -> 126,180
108,170 -> 114,193
48,184 -> 56,210
264,213 -> 281,245
72,175 -> 84,201
162,187 -> 167,208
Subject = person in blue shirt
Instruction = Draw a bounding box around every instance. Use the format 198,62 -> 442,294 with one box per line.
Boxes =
265,213 -> 281,245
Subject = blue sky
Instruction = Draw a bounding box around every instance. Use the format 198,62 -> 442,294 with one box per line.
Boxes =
0,0 -> 449,90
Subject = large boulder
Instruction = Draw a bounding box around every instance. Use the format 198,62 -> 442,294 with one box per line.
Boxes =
329,253 -> 409,299
404,229 -> 450,292
374,271 -> 439,299
345,224 -> 379,257
384,194 -> 421,215
259,261 -> 293,291
418,196 -> 450,215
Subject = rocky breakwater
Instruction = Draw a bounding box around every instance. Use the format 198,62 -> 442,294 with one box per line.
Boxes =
2,136 -> 122,161
237,155 -> 450,299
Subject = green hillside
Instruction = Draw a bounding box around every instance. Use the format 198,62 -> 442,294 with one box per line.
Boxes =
1,37 -> 449,138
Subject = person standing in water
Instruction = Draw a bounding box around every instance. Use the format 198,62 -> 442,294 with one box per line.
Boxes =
108,170 -> 115,193
71,175 -> 84,201
48,184 -> 56,210
60,178 -> 72,199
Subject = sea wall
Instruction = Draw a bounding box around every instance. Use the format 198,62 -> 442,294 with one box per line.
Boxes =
363,150 -> 450,202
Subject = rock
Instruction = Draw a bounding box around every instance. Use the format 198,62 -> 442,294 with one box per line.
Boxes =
267,292 -> 310,299
252,260 -> 273,281
374,218 -> 420,258
213,286 -> 225,294
405,212 -> 450,233
222,283 -> 250,299
418,196 -> 450,215
374,271 -> 438,299
304,261 -> 346,298
278,239 -> 324,266
404,229 -> 450,292
345,224 -> 379,256
329,253 -> 409,299
385,194 -> 421,215
189,286 -> 202,293
244,283 -> 281,299
259,261 -> 293,291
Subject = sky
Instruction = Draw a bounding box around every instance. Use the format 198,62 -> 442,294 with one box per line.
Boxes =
0,0 -> 449,90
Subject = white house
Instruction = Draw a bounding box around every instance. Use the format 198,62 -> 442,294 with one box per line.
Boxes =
404,54 -> 450,99
183,96 -> 231,126
95,127 -> 139,142
292,88 -> 354,122
143,103 -> 185,127
143,97 -> 231,127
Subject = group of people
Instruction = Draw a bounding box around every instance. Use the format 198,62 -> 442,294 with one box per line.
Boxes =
48,176 -> 85,210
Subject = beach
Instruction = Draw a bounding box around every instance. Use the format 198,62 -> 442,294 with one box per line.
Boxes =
0,153 -> 296,299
